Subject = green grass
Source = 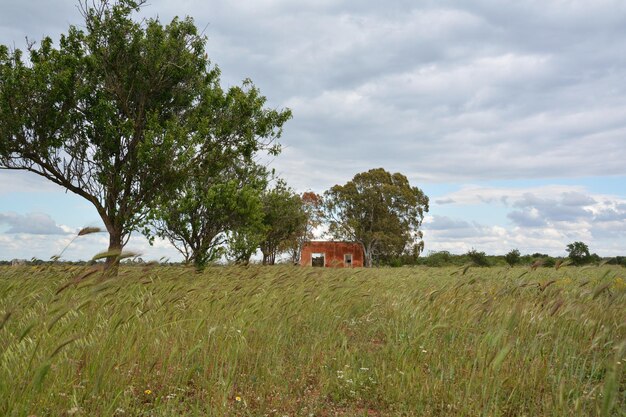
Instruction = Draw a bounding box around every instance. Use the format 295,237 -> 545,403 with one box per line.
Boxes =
0,264 -> 624,416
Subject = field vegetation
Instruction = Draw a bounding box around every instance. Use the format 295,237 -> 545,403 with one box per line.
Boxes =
1,264 -> 624,416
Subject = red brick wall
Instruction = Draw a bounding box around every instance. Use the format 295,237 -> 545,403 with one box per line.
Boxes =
300,241 -> 364,267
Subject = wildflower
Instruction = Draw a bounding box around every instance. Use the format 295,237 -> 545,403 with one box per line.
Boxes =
144,389 -> 152,395
235,396 -> 242,402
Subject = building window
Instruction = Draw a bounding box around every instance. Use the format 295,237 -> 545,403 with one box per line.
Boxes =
312,253 -> 325,267
344,253 -> 352,266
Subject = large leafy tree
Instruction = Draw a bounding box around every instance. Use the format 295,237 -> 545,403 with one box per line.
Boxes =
146,76 -> 291,271
0,0 -> 289,269
323,168 -> 429,267
148,161 -> 271,271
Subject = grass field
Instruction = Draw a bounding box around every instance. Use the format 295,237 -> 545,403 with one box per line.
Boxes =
0,264 -> 624,416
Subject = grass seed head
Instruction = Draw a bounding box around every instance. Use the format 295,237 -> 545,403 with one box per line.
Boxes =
78,227 -> 102,236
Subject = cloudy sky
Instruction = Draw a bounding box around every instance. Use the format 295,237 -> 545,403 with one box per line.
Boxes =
1,0 -> 625,261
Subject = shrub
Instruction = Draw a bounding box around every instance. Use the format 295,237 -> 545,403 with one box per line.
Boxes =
424,251 -> 452,267
467,249 -> 490,267
505,249 -> 521,266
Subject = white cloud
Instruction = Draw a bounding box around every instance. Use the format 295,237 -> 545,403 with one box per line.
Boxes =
425,185 -> 626,255
0,229 -> 185,262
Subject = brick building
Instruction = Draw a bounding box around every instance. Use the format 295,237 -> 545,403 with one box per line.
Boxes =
300,241 -> 364,267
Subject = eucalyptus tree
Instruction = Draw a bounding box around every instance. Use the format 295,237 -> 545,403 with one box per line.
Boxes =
0,0 -> 290,270
323,168 -> 429,267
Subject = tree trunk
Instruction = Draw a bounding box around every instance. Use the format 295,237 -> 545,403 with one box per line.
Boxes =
362,242 -> 373,268
262,251 -> 276,265
104,222 -> 123,275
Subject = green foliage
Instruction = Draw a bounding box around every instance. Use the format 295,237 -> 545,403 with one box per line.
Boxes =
0,0 -> 289,271
284,192 -> 324,264
423,251 -> 454,267
605,256 -> 626,267
149,169 -> 267,271
505,249 -> 521,266
259,181 -> 308,265
323,168 -> 429,267
566,241 -> 591,266
142,56 -> 290,270
226,226 -> 266,265
466,248 -> 490,267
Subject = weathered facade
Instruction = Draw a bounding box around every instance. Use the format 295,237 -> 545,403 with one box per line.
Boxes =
300,241 -> 364,267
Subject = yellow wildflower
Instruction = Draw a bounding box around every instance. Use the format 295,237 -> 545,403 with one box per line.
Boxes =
144,389 -> 152,395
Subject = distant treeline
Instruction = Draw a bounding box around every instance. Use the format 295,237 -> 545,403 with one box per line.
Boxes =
3,253 -> 625,268
381,250 -> 626,268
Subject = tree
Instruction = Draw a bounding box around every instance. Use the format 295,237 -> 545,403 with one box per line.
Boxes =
226,226 -> 265,265
566,241 -> 591,266
323,168 -> 429,267
0,0 -> 290,271
505,249 -> 521,266
259,181 -> 307,265
145,79 -> 290,270
147,162 -> 269,271
285,191 -> 323,264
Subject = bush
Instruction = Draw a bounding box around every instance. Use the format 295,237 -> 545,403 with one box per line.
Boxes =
505,249 -> 521,266
467,249 -> 490,267
423,251 -> 452,267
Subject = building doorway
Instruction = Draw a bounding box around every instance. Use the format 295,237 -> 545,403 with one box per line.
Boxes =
311,253 -> 325,267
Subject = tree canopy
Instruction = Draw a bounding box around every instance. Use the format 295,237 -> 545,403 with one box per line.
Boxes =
566,241 -> 591,266
0,0 -> 290,270
148,161 -> 269,271
259,181 -> 308,265
285,191 -> 323,264
323,168 -> 429,267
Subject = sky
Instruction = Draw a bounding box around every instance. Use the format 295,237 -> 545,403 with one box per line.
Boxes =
1,0 -> 625,261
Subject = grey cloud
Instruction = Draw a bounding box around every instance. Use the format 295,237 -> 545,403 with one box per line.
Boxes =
594,207 -> 626,222
561,192 -> 596,207
424,215 -> 471,230
423,216 -> 492,239
434,198 -> 455,204
507,191 -> 596,226
543,205 -> 592,223
513,193 -> 550,209
0,212 -> 68,235
591,218 -> 626,239
3,0 -> 626,187
507,210 -> 546,228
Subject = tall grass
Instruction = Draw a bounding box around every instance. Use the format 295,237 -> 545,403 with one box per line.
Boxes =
0,265 -> 624,416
